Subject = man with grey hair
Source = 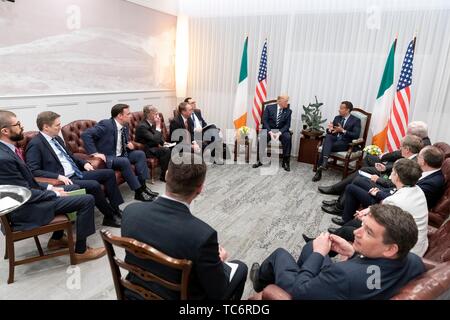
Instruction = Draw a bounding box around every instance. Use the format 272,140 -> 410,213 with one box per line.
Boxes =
135,105 -> 171,182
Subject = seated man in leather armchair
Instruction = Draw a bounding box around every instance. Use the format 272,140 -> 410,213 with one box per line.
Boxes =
249,204 -> 425,300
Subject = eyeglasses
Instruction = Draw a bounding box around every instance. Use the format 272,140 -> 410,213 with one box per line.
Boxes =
1,121 -> 21,129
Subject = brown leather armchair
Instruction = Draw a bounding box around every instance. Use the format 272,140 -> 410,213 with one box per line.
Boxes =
16,131 -> 62,186
425,219 -> 450,263
60,120 -> 128,185
428,142 -> 450,227
128,111 -> 169,183
249,260 -> 450,300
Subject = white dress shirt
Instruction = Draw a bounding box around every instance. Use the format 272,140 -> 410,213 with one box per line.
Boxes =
41,132 -> 75,177
382,186 -> 429,257
115,119 -> 123,157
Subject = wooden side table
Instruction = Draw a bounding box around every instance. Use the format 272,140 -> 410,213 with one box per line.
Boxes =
234,137 -> 251,163
297,130 -> 323,164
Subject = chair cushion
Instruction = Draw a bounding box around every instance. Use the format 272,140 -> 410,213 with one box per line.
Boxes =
331,150 -> 362,160
351,111 -> 368,139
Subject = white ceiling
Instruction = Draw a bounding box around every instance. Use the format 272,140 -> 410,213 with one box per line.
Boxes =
125,0 -> 179,16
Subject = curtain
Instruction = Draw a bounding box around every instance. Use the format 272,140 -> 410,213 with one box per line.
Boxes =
185,1 -> 450,155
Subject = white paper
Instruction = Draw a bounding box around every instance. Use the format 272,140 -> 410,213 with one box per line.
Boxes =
163,142 -> 176,148
358,170 -> 372,179
0,196 -> 21,212
225,262 -> 239,282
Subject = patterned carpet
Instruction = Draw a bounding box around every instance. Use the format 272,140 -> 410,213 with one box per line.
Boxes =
0,158 -> 342,299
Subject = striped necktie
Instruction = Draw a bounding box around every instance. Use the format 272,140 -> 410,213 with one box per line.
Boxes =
51,138 -> 83,178
276,109 -> 283,127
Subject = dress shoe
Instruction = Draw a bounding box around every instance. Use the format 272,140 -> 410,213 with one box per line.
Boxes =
331,217 -> 346,226
322,199 -> 338,206
47,236 -> 69,251
134,191 -> 155,202
249,262 -> 264,292
302,234 -> 315,242
321,205 -> 343,216
74,247 -> 106,264
312,168 -> 322,182
318,186 -> 338,195
327,227 -> 339,235
252,162 -> 263,169
143,186 -> 159,197
284,160 -> 290,172
102,215 -> 121,228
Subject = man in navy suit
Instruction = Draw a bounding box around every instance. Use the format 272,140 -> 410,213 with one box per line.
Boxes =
122,154 -> 248,300
312,101 -> 361,181
169,102 -> 202,154
0,110 -> 105,263
253,95 -> 293,171
25,111 -> 123,228
81,104 -> 157,202
250,204 -> 425,300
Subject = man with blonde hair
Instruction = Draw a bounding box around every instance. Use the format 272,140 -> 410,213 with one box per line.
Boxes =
253,95 -> 292,171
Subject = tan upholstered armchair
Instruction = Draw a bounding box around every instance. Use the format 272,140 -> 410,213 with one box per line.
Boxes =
313,108 -> 372,178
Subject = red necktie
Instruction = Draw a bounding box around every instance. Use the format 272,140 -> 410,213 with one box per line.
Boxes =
15,147 -> 25,161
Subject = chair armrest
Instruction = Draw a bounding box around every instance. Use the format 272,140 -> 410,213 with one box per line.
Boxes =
422,258 -> 439,270
261,284 -> 293,300
131,141 -> 145,151
350,138 -> 364,146
35,177 -> 64,186
73,153 -> 106,170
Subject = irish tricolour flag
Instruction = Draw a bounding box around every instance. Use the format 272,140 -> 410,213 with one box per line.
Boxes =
371,39 -> 397,151
233,37 -> 249,129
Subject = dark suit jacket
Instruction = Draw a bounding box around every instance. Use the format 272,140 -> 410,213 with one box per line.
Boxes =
81,118 -> 129,168
262,104 -> 292,134
169,114 -> 194,145
380,137 -> 431,163
121,197 -> 229,300
327,114 -> 361,144
0,142 -> 57,231
25,133 -> 87,179
192,109 -> 207,128
292,248 -> 425,300
417,170 -> 445,209
135,120 -> 165,150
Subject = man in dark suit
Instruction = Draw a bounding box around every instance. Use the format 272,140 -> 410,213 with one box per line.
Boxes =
250,204 -> 425,300
121,154 -> 248,300
253,95 -> 292,171
135,105 -> 170,182
312,101 -> 361,181
25,111 -> 123,228
319,135 -> 423,217
363,121 -> 431,167
184,97 -> 224,163
81,104 -> 157,202
169,102 -> 202,154
0,110 -> 105,263
416,145 -> 446,209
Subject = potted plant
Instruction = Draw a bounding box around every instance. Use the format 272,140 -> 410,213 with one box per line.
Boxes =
301,96 -> 327,138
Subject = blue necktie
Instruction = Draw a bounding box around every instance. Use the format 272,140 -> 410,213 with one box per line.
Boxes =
52,138 -> 83,178
121,127 -> 128,157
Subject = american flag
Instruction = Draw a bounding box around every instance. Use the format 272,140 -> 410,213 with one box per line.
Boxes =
252,40 -> 268,131
386,38 -> 416,152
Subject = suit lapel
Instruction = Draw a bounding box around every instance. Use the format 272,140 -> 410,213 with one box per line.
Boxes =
0,142 -> 39,188
111,118 -> 118,150
38,132 -> 60,163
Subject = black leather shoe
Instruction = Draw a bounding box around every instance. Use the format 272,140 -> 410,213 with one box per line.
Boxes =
312,168 -> 322,182
321,205 -> 343,216
331,217 -> 346,226
134,191 -> 155,202
302,234 -> 315,242
322,199 -> 338,206
327,227 -> 339,235
159,176 -> 166,183
284,161 -> 290,172
249,262 -> 263,292
143,186 -> 159,197
252,162 -> 263,169
318,186 -> 338,195
114,208 -> 123,219
102,215 -> 121,228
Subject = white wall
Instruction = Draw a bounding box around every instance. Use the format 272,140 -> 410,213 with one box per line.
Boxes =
0,91 -> 177,133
